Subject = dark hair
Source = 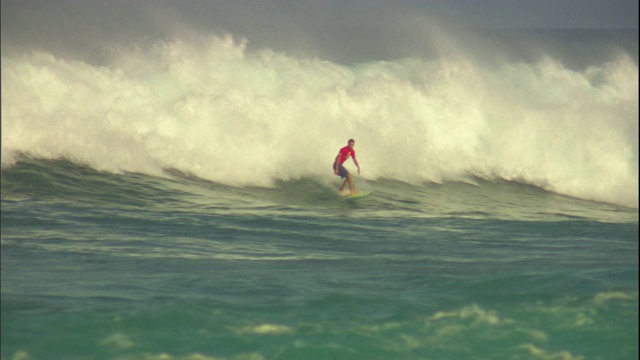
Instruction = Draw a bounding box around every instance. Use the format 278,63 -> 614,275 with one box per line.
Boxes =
348,139 -> 355,144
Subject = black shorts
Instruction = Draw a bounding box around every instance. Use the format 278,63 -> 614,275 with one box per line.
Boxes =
333,161 -> 349,179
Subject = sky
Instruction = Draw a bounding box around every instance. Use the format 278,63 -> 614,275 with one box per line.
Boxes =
1,0 -> 638,64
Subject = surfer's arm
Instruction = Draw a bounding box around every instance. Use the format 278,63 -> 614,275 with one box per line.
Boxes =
352,157 -> 361,174
334,155 -> 340,173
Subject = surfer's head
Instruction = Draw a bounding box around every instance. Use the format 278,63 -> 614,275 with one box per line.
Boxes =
348,139 -> 355,148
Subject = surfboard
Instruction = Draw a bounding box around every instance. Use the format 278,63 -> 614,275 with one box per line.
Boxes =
340,190 -> 373,200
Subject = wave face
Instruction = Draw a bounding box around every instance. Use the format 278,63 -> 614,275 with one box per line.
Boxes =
3,157 -> 637,225
2,32 -> 638,208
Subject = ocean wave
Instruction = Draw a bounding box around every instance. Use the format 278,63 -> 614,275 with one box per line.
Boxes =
2,34 -> 637,207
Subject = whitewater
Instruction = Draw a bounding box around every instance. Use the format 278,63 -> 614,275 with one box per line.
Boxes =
2,33 -> 637,208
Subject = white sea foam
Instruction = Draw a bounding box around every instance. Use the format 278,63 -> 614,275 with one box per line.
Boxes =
2,33 -> 637,207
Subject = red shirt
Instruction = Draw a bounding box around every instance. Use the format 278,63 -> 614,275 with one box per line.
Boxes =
337,146 -> 356,165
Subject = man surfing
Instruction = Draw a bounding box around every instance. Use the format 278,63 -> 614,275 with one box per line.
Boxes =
333,139 -> 361,195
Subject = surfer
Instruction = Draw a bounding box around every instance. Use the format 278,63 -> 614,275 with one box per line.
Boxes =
333,139 -> 361,195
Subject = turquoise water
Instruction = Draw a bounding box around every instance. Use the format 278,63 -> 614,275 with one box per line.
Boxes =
2,158 -> 637,359
2,8 -> 638,357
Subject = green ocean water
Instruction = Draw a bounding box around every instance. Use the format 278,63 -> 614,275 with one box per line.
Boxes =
2,12 -> 638,358
1,158 -> 637,360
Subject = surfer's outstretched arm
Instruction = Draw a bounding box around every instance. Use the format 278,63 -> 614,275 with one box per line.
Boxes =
352,157 -> 360,175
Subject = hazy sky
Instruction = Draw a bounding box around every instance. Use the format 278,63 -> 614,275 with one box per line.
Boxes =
2,0 -> 638,64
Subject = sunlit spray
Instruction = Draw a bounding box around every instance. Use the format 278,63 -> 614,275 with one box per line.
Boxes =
2,34 -> 637,207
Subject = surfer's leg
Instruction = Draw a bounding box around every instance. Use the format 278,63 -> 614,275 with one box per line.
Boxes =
346,173 -> 357,194
340,178 -> 348,192
338,165 -> 350,192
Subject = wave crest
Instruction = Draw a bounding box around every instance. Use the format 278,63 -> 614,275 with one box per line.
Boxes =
2,34 -> 637,207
